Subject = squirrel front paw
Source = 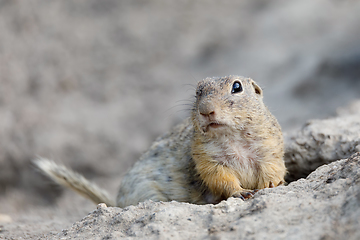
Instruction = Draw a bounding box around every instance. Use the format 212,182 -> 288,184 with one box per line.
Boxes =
231,189 -> 258,200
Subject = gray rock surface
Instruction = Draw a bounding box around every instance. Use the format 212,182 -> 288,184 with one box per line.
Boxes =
46,152 -> 360,240
284,113 -> 360,182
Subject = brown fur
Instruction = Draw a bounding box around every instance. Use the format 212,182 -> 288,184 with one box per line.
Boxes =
35,75 -> 286,208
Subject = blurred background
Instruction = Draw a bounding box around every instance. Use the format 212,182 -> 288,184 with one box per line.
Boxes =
0,0 -> 360,237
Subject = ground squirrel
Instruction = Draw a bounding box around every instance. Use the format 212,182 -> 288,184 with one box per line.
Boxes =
35,76 -> 286,207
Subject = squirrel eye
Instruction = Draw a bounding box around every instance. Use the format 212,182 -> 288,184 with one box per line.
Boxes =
231,81 -> 243,94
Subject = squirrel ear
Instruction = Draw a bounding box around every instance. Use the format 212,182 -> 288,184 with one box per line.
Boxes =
251,81 -> 263,96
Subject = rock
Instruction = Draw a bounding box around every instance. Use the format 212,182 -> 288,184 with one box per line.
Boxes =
96,203 -> 108,209
284,114 -> 360,182
336,99 -> 360,116
51,153 -> 360,240
0,214 -> 12,223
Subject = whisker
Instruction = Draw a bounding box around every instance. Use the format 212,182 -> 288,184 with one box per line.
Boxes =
162,107 -> 193,121
181,83 -> 196,89
174,99 -> 195,104
175,108 -> 193,114
188,72 -> 199,84
163,103 -> 193,115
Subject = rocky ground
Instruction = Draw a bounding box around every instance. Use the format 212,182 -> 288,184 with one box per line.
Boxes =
43,152 -> 360,240
1,0 -> 360,239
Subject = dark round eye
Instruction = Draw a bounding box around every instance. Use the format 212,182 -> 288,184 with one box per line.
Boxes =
231,81 -> 243,94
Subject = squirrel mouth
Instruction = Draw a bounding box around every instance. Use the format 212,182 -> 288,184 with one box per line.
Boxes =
203,122 -> 226,132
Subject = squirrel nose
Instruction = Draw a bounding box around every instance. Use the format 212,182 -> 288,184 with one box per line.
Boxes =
199,100 -> 216,117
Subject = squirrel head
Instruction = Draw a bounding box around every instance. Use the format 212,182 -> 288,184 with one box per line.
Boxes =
192,76 -> 265,136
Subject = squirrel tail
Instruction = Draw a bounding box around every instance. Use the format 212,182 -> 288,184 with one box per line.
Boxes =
33,157 -> 116,207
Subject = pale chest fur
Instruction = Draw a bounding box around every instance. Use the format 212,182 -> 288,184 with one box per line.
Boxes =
199,135 -> 263,189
